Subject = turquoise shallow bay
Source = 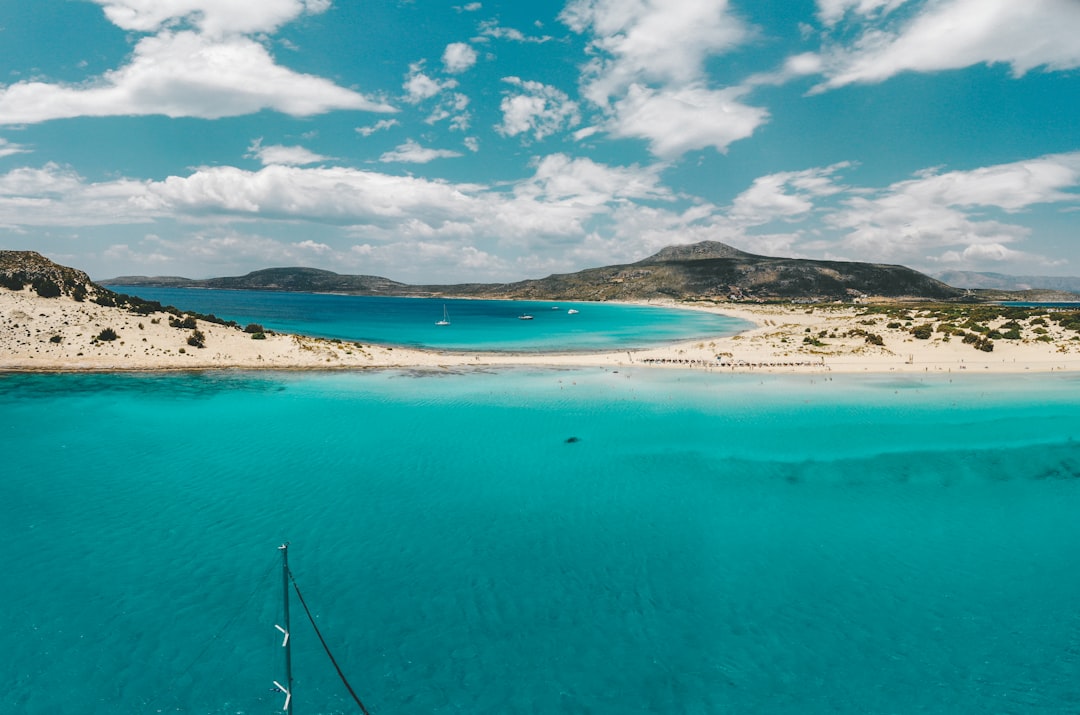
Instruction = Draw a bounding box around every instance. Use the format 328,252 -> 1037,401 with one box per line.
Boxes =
104,287 -> 751,351
3,369 -> 1080,713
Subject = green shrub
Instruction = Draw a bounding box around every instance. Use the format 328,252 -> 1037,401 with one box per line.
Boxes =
33,279 -> 62,298
129,300 -> 161,315
97,328 -> 118,341
251,332 -> 266,340
244,323 -> 265,334
0,273 -> 25,290
865,333 -> 884,346
1057,314 -> 1080,332
911,324 -> 933,339
961,320 -> 988,333
49,334 -> 62,343
170,315 -> 196,329
187,329 -> 206,348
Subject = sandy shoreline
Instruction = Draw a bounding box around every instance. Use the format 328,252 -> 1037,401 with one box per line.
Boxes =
3,287 -> 1080,375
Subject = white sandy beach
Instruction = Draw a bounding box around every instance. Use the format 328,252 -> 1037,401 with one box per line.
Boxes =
2,287 -> 1079,374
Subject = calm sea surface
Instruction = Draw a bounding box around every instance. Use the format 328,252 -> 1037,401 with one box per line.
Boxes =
2,367 -> 1080,714
105,286 -> 750,351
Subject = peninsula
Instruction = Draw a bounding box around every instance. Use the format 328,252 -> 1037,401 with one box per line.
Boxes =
4,248 -> 1080,374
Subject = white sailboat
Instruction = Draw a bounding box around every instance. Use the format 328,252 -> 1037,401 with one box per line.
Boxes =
436,305 -> 450,326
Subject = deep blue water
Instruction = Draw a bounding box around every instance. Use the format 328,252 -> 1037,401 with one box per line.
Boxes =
106,286 -> 750,351
3,369 -> 1080,714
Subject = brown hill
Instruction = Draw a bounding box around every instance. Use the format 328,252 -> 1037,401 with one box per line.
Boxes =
0,250 -> 99,299
428,242 -> 963,302
97,240 -> 965,302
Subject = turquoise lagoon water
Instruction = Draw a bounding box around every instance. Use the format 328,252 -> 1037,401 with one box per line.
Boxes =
105,286 -> 750,351
3,368 -> 1080,714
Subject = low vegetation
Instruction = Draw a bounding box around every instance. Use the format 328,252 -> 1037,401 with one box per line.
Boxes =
243,323 -> 268,340
859,303 -> 1080,354
32,279 -> 63,298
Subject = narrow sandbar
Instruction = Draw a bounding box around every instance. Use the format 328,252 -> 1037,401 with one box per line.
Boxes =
2,288 -> 1078,374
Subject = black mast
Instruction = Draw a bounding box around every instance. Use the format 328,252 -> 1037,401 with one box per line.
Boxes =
274,542 -> 294,714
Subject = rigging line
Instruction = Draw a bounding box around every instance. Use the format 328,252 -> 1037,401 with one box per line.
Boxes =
287,566 -> 374,715
144,557 -> 279,710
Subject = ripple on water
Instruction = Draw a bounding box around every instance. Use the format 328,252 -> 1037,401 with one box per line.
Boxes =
3,370 -> 1080,713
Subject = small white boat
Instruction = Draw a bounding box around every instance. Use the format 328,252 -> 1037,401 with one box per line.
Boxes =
436,305 -> 450,326
567,309 -> 579,315
518,314 -> 534,320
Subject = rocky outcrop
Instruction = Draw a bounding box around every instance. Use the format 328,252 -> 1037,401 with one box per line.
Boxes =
0,250 -> 99,299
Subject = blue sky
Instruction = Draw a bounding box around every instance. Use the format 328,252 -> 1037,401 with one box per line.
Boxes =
0,0 -> 1078,282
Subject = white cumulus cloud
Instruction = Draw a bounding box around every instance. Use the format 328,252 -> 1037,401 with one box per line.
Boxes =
607,84 -> 768,159
0,138 -> 31,158
356,119 -> 400,137
496,78 -> 580,141
402,62 -> 458,104
815,0 -> 911,27
516,153 -> 672,206
443,42 -> 478,73
425,93 -> 471,130
824,152 -> 1080,264
561,0 -> 750,104
477,20 -> 552,44
559,1 -> 767,159
91,0 -> 330,38
0,31 -> 394,125
246,139 -> 332,166
731,164 -> 850,225
378,139 -> 463,164
816,0 -> 1080,91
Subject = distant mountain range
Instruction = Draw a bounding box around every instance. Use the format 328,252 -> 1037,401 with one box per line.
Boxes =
105,241 -> 968,302
107,266 -> 409,294
933,270 -> 1080,294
